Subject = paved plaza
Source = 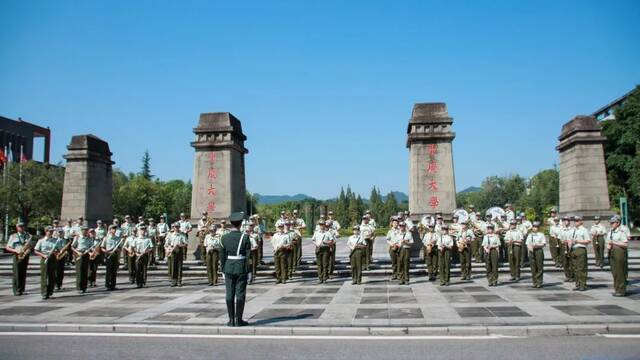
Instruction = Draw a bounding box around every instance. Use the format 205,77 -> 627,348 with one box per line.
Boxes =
1,239 -> 639,333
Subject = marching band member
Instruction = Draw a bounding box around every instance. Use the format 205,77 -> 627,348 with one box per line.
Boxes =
590,216 -> 607,268
178,213 -> 192,261
101,225 -> 122,291
156,215 -> 170,261
559,216 -> 574,282
549,217 -> 562,268
458,222 -> 474,280
133,226 -> 153,288
204,225 -> 222,286
526,222 -> 547,288
422,224 -> 438,281
386,218 -> 401,280
436,224 -> 454,286
5,223 -> 33,296
34,226 -> 62,299
71,227 -> 94,293
397,222 -> 414,285
570,216 -> 591,291
272,222 -> 291,284
504,220 -> 524,281
347,225 -> 366,285
482,224 -> 501,286
360,216 -> 376,270
606,215 -> 629,297
312,221 -> 334,284
166,223 -> 187,287
287,220 -> 300,278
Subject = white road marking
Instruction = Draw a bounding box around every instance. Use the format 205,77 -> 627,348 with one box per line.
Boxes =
0,332 -> 515,340
600,334 -> 640,339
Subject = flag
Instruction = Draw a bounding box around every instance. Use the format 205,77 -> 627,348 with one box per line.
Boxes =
0,148 -> 5,164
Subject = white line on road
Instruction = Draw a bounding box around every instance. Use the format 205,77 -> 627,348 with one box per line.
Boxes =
0,332 -> 515,340
600,334 -> 640,339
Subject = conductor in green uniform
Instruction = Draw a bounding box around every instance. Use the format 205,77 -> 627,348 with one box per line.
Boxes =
221,212 -> 251,327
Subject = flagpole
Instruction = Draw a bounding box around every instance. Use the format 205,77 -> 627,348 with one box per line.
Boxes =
3,144 -> 9,244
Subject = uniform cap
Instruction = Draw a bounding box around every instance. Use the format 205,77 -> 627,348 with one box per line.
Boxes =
148,218 -> 155,222
510,220 -> 517,225
317,220 -> 325,226
328,211 -> 334,215
352,225 -> 360,230
452,215 -> 459,219
202,211 -> 208,216
96,220 -> 103,224
45,226 -> 54,232
562,216 -> 570,221
16,222 -> 25,227
293,209 -> 299,213
469,204 -> 475,208
399,222 -> 406,227
573,215 -> 582,221
277,223 -> 284,227
366,210 -> 371,214
610,215 -> 621,223
138,216 -> 144,220
594,215 -> 600,220
486,224 -> 495,229
229,212 -> 245,222
436,215 -> 443,219
180,213 -> 186,217
550,207 -> 558,213
532,221 -> 541,227
108,225 -> 117,230
89,228 -> 96,233
505,203 -> 512,208
441,224 -> 449,229
125,215 -> 131,219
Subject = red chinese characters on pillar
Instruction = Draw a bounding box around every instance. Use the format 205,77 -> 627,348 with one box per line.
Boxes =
428,144 -> 438,156
426,161 -> 438,174
207,201 -> 216,212
428,180 -> 439,191
208,168 -> 218,180
429,196 -> 440,209
207,184 -> 217,196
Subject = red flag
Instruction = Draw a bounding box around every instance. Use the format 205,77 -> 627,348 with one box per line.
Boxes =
0,149 -> 5,163
20,153 -> 27,163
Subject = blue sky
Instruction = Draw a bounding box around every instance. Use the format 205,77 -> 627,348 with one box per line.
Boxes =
1,0 -> 638,199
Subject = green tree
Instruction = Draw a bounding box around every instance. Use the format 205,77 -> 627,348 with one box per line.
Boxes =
0,161 -> 64,231
140,150 -> 152,180
602,85 -> 640,223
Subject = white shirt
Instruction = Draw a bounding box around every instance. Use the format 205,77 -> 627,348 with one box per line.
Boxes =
526,232 -> 547,248
312,230 -> 334,247
347,234 -> 366,250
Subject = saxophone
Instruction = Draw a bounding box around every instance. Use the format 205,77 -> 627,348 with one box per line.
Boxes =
17,236 -> 33,260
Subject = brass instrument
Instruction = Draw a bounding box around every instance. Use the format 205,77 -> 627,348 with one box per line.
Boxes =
56,240 -> 72,261
89,243 -> 102,260
17,238 -> 33,261
105,237 -> 125,260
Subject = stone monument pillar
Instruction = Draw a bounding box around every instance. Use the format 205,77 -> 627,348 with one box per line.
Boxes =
407,103 -> 457,220
190,112 -> 248,221
557,115 -> 612,225
60,135 -> 114,227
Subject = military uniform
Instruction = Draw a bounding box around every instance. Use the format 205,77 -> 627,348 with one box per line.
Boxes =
178,217 -> 192,261
120,219 -> 135,268
548,219 -> 562,267
312,226 -> 334,283
165,228 -> 186,286
397,227 -> 413,285
156,219 -> 170,261
204,229 -> 222,286
386,223 -> 401,280
590,219 -> 606,268
526,227 -> 546,288
422,230 -> 438,281
327,218 -> 340,276
436,230 -> 454,286
147,220 -> 158,265
571,219 -> 591,291
347,228 -> 366,284
123,235 -> 137,284
606,217 -> 629,296
482,230 -> 501,286
6,229 -> 33,295
101,231 -> 122,290
88,230 -> 106,287
292,215 -> 306,269
287,224 -> 301,277
221,213 -> 251,327
133,233 -> 153,288
71,231 -> 94,293
360,219 -> 376,270
458,226 -> 474,280
272,228 -> 291,284
504,224 -> 524,281
34,235 -> 62,299
196,214 -> 209,261
559,219 -> 575,282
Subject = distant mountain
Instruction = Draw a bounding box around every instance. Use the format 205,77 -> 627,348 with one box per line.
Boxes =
255,193 -> 314,205
458,186 -> 481,194
381,191 -> 409,203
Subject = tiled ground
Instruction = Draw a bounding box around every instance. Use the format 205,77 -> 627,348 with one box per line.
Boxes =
0,269 -> 639,327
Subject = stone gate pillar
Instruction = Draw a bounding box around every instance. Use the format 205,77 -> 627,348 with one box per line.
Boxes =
407,103 -> 457,220
557,115 -> 612,225
60,135 -> 114,227
190,112 -> 248,221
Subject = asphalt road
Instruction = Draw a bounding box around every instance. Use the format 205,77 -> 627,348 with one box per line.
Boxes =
0,333 -> 639,360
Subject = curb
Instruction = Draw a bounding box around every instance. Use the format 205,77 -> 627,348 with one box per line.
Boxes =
0,323 -> 639,337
